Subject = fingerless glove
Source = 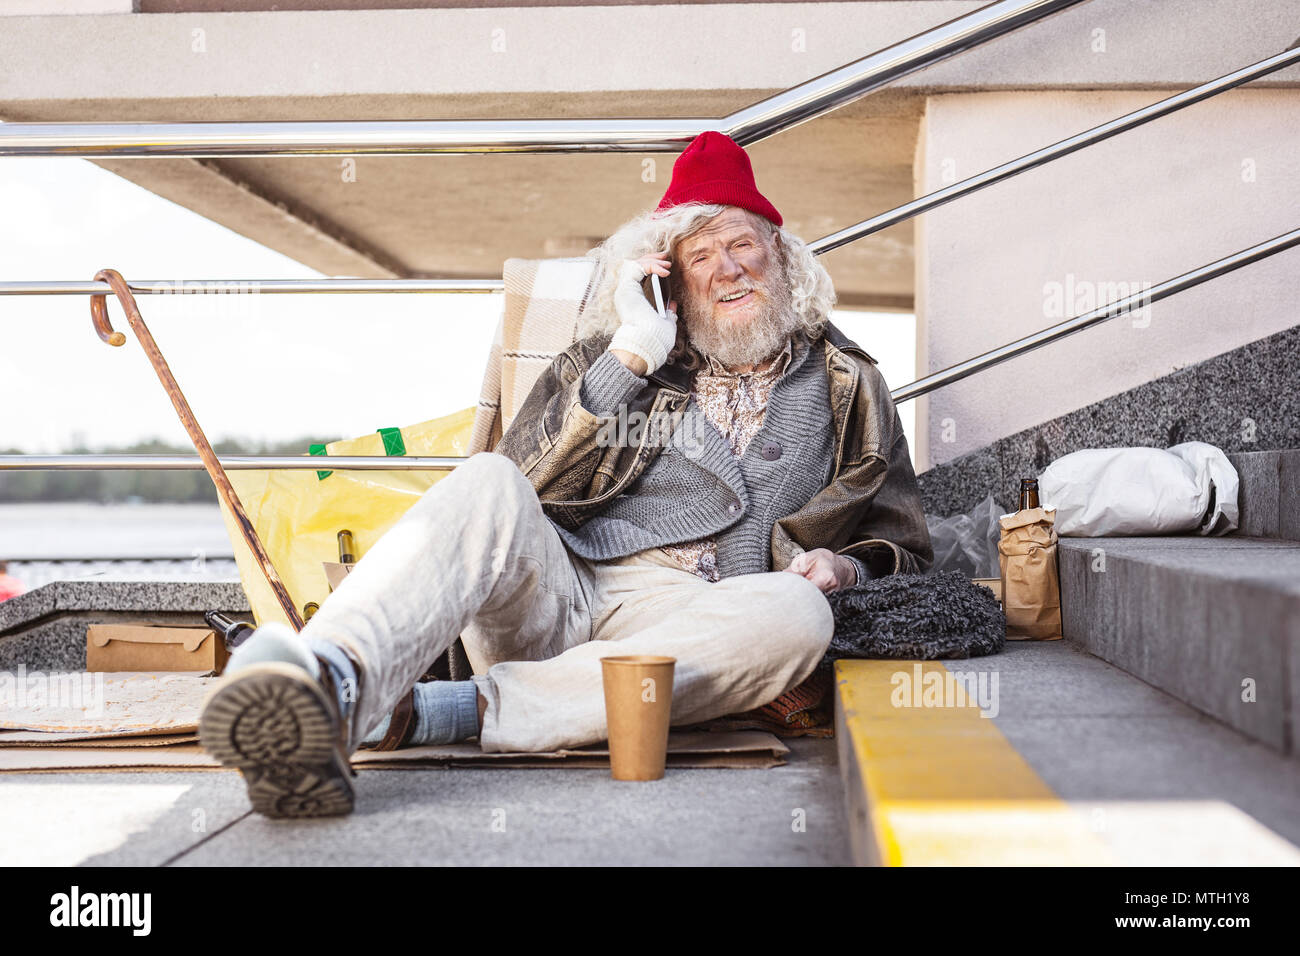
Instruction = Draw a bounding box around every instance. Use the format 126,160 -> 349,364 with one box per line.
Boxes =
608,259 -> 679,373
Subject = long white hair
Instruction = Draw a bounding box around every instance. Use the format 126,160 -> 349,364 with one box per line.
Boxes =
579,203 -> 837,368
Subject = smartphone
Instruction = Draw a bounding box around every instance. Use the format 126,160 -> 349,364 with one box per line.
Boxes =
649,272 -> 668,318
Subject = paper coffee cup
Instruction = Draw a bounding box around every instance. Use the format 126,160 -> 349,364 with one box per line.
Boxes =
600,655 -> 676,781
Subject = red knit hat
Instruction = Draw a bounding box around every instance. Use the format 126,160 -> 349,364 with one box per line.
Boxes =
655,131 -> 783,228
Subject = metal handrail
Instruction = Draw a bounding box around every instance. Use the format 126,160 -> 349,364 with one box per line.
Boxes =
5,44 -> 1297,299
0,0 -> 1085,158
0,455 -> 465,471
891,226 -> 1300,403
5,555 -> 236,562
811,45 -> 1300,255
3,225 -> 1296,473
5,226 -> 1295,474
0,279 -> 503,296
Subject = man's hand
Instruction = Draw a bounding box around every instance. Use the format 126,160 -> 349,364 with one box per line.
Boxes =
785,548 -> 858,593
608,254 -> 678,375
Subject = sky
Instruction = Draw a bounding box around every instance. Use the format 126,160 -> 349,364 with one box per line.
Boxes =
0,157 -> 916,458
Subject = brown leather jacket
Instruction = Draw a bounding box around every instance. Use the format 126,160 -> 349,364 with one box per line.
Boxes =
495,321 -> 933,579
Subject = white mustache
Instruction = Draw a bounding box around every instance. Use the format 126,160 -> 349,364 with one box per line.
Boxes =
715,287 -> 759,302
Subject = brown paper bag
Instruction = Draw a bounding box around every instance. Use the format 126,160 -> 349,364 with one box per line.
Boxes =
997,505 -> 1062,641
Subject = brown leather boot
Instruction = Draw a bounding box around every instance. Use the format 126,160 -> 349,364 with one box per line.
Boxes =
363,686 -> 418,752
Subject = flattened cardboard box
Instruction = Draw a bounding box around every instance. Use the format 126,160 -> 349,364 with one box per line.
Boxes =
0,672 -> 217,736
0,730 -> 196,749
0,730 -> 789,773
86,624 -> 228,674
351,730 -> 789,769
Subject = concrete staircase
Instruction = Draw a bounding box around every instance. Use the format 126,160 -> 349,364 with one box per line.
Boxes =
834,447 -> 1300,865
1059,448 -> 1300,756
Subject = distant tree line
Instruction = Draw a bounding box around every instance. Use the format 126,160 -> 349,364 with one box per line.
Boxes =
0,436 -> 329,503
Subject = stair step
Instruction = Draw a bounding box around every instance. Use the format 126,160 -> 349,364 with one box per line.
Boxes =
1227,448 -> 1300,539
834,646 -> 1300,866
1058,535 -> 1300,756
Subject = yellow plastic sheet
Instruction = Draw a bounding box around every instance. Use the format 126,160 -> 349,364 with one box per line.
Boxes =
216,406 -> 477,628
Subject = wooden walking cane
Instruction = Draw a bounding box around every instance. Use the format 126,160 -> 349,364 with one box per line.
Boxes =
89,269 -> 306,633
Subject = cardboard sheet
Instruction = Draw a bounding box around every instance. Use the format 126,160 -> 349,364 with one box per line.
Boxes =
1,664 -> 791,772
353,730 -> 789,769
0,671 -> 215,735
0,744 -> 221,773
0,730 -> 788,773
0,730 -> 196,749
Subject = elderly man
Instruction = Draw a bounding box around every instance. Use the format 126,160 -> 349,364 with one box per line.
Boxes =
199,131 -> 932,818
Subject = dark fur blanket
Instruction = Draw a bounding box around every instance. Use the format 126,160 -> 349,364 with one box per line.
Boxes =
820,569 -> 1006,668
699,571 -> 1007,738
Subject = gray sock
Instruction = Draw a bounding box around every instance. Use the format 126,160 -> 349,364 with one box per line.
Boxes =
361,680 -> 480,747
308,637 -> 360,740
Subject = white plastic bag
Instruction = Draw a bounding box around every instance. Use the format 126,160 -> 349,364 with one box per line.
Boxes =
1036,441 -> 1239,536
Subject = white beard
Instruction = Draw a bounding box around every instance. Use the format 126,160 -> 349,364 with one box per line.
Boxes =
680,269 -> 799,370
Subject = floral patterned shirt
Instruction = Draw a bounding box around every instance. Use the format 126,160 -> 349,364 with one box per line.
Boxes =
658,339 -> 795,582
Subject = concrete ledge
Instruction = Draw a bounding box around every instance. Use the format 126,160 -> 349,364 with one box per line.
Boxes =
833,646 -> 1300,865
3,2 -> 1297,102
1059,535 -> 1300,756
0,578 -> 249,672
1230,448 -> 1300,539
833,658 -> 1114,865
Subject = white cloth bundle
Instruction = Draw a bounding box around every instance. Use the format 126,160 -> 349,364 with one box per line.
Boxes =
1036,441 -> 1239,536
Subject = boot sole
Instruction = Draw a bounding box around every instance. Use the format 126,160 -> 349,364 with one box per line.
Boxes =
199,662 -> 355,819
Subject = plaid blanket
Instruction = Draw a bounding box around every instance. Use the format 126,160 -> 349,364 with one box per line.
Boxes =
466,256 -> 832,736
467,257 -> 603,456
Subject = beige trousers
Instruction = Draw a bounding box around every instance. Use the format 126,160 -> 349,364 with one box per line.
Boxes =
300,451 -> 835,753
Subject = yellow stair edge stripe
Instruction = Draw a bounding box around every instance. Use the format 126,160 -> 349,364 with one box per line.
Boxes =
834,659 -> 1116,866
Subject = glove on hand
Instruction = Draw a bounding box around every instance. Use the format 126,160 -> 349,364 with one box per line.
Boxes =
609,258 -> 679,374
